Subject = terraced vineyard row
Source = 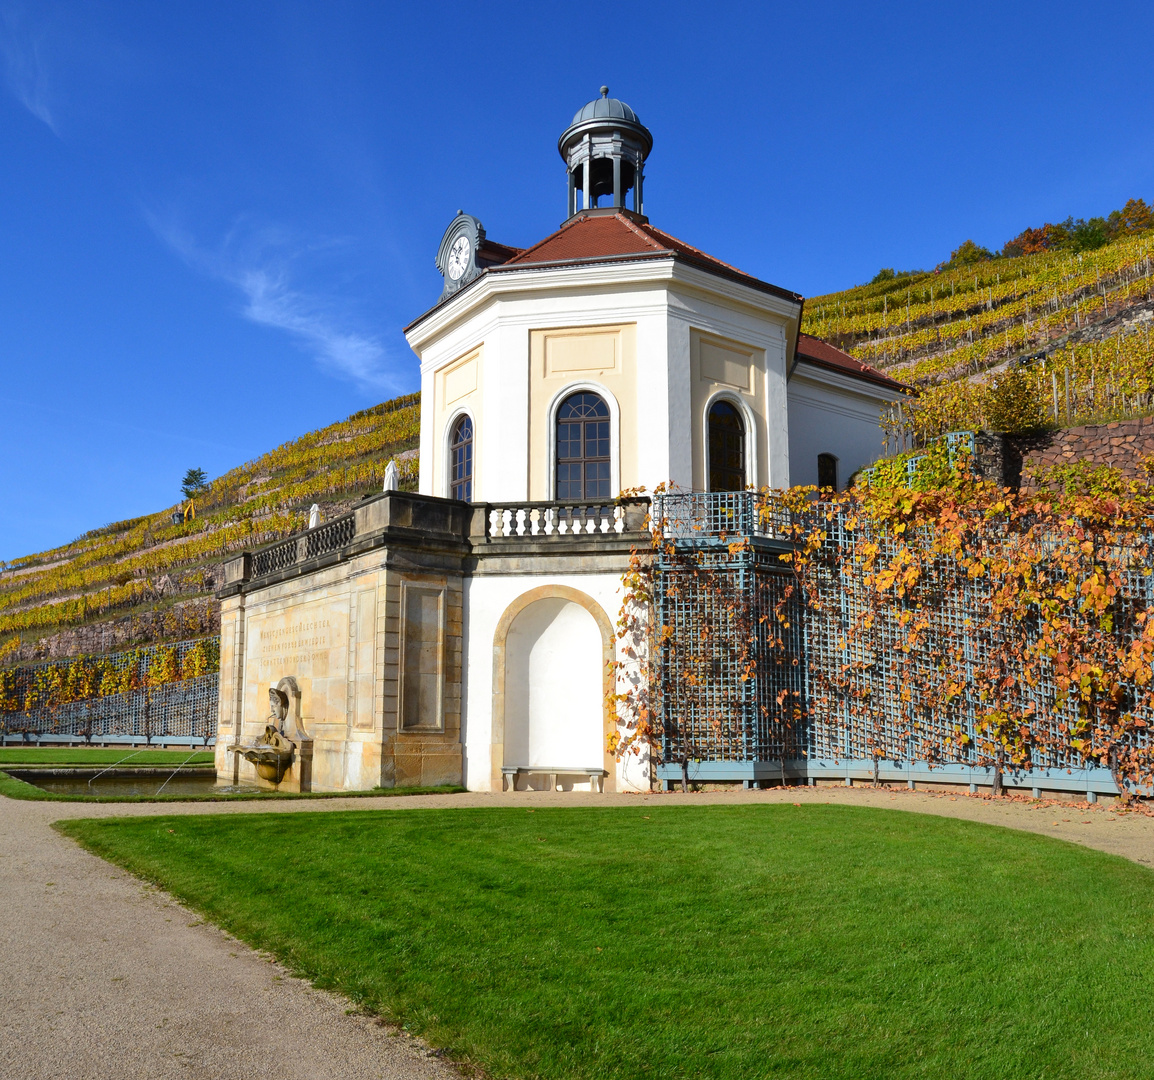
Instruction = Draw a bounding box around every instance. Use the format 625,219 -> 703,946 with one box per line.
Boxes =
803,231 -> 1154,439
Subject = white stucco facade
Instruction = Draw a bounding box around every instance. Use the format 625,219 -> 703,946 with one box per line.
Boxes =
407,259 -> 802,499
461,570 -> 650,793
786,362 -> 904,490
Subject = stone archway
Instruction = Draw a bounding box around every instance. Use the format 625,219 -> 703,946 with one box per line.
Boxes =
491,584 -> 616,792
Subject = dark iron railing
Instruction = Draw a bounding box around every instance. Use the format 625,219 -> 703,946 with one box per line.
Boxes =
251,511 -> 356,578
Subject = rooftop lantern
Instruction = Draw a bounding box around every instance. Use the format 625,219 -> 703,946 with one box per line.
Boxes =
558,87 -> 653,220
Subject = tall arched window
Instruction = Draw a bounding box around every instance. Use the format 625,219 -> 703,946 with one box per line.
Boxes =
449,415 -> 473,501
555,392 -> 610,500
708,400 -> 746,491
817,453 -> 839,491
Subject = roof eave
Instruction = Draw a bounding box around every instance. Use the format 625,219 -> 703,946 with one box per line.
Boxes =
795,353 -> 914,395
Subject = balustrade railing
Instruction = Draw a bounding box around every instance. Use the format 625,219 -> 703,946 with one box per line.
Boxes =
478,498 -> 648,540
251,535 -> 299,578
251,510 -> 356,578
305,513 -> 355,559
245,497 -> 650,578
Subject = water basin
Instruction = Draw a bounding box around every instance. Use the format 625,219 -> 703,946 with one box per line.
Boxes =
6,768 -> 261,797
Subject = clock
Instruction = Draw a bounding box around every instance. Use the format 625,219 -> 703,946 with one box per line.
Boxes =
435,212 -> 487,301
447,235 -> 472,280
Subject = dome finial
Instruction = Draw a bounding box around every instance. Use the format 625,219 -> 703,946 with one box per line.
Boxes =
600,85 -> 609,97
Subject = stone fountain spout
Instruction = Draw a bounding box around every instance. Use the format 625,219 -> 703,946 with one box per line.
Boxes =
228,677 -> 312,788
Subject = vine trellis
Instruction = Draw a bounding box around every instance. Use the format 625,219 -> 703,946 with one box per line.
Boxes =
0,636 -> 220,743
613,478 -> 1154,799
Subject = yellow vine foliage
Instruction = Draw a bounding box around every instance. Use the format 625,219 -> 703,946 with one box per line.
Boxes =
611,472 -> 1154,797
0,638 -> 220,716
804,232 -> 1154,440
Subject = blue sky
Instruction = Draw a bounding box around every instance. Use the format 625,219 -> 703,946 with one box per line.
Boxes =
2,1 -> 1152,560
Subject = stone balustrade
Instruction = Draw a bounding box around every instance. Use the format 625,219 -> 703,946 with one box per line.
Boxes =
473,497 -> 649,541
225,492 -> 651,588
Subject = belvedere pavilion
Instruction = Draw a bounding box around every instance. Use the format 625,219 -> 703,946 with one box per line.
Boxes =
214,89 -> 906,794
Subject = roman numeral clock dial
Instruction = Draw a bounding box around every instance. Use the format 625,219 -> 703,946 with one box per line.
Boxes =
436,213 -> 487,300
447,235 -> 471,280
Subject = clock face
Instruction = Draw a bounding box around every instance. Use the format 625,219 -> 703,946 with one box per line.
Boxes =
447,235 -> 471,281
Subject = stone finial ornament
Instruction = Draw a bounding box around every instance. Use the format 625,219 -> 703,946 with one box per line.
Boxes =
383,459 -> 400,492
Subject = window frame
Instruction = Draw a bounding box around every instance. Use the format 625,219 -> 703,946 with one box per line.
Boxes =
817,452 -> 839,492
546,381 -> 620,500
701,390 -> 756,492
443,408 -> 477,502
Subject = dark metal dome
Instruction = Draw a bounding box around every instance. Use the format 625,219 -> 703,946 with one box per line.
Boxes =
558,86 -> 653,161
570,86 -> 641,127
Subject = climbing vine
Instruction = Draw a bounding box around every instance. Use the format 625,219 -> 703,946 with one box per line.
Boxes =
612,465 -> 1154,798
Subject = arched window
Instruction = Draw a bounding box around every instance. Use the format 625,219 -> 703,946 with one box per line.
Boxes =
449,415 -> 473,501
708,400 -> 746,491
817,453 -> 839,491
555,392 -> 610,500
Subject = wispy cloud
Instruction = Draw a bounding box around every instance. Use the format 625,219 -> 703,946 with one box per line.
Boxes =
0,6 -> 57,132
148,212 -> 399,393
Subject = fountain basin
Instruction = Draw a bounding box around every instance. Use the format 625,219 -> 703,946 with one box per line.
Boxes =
238,746 -> 295,784
3,767 -> 257,797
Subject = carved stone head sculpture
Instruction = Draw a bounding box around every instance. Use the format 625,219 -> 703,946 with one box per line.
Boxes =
268,685 -> 289,727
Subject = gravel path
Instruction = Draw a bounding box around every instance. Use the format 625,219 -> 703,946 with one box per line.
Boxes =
3,784 -> 1152,1079
0,794 -> 463,1080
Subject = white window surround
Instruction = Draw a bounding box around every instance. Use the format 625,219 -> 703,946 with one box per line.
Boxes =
701,389 -> 759,491
545,380 -> 621,501
443,407 -> 478,501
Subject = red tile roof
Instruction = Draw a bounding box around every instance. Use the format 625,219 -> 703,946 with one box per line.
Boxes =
795,333 -> 910,394
491,211 -> 802,303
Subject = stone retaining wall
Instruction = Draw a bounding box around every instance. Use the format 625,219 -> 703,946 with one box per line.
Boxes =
1013,416 -> 1154,488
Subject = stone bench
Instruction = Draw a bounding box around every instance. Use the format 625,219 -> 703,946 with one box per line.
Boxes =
501,765 -> 607,792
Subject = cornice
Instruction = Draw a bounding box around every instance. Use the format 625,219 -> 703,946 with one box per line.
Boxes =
404,258 -> 802,353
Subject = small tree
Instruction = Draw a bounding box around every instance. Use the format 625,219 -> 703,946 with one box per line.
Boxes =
944,239 -> 995,267
1113,197 -> 1154,237
180,467 -> 208,499
983,366 -> 1046,433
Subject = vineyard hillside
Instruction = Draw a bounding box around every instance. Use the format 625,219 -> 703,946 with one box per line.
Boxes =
802,226 -> 1154,444
0,393 -> 420,665
7,204 -> 1152,667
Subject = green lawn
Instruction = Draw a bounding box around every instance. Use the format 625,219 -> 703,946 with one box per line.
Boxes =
0,747 -> 215,766
59,804 -> 1154,1080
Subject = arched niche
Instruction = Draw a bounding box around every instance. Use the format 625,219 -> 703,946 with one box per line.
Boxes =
491,584 -> 616,791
